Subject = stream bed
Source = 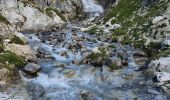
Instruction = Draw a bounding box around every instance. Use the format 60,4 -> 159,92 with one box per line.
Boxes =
19,23 -> 166,100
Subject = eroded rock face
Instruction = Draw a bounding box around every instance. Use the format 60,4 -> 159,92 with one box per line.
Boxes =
0,0 -> 66,32
20,0 -> 83,20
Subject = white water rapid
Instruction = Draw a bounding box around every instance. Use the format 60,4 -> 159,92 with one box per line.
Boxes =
81,0 -> 104,20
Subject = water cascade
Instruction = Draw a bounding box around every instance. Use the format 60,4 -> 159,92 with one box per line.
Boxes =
81,0 -> 104,20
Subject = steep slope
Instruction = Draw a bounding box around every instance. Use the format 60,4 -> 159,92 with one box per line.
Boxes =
94,0 -> 170,60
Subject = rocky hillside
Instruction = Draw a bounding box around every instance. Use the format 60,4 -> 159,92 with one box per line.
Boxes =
89,0 -> 170,60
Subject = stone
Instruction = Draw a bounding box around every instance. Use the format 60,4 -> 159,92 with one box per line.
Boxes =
80,90 -> 96,100
148,57 -> 170,73
5,43 -> 37,61
0,68 -> 10,81
1,0 -> 65,32
14,32 -> 28,44
152,16 -> 164,24
26,82 -> 45,100
92,47 -> 101,53
154,95 -> 167,100
108,57 -> 123,70
147,89 -> 161,95
156,72 -> 170,82
162,39 -> 170,47
24,63 -> 41,75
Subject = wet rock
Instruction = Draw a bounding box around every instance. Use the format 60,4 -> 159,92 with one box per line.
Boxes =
80,90 -> 96,100
133,51 -> 147,57
154,95 -> 167,100
106,90 -> 136,100
161,85 -> 170,95
26,82 -> 45,100
24,63 -> 41,75
147,89 -> 161,95
38,47 -> 51,55
83,47 -> 109,67
156,72 -> 170,82
108,57 -> 123,70
63,70 -> 76,78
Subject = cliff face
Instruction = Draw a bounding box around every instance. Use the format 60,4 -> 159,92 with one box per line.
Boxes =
21,0 -> 83,20
0,0 -> 66,32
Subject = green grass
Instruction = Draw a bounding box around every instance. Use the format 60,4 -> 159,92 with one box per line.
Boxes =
85,27 -> 97,35
108,44 -> 116,48
109,63 -> 120,70
103,0 -> 168,57
21,0 -> 67,22
0,44 -> 4,53
45,8 -> 67,22
113,28 -> 126,36
103,0 -> 141,24
0,52 -> 25,68
152,49 -> 170,59
89,47 -> 108,61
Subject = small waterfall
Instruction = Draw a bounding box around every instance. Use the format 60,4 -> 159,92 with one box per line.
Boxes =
81,0 -> 104,20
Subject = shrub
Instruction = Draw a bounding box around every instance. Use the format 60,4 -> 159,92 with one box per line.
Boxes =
85,27 -> 97,35
0,52 -> 25,68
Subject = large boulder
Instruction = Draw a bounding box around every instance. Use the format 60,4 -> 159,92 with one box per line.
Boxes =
5,43 -> 37,61
146,57 -> 170,82
28,0 -> 83,19
148,57 -> 170,73
83,47 -> 109,67
162,39 -> 170,47
26,82 -> 45,100
0,68 -> 10,82
24,63 -> 41,75
152,16 -> 164,24
0,0 -> 66,32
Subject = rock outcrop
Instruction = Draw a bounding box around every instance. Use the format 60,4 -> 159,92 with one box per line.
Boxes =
0,0 -> 66,32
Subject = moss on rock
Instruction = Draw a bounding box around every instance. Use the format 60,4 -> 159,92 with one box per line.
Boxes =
45,7 -> 67,22
0,52 -> 26,68
85,27 -> 98,35
10,35 -> 25,45
0,44 -> 4,53
0,14 -> 10,24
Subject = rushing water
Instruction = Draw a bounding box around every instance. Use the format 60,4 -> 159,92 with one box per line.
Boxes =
21,22 -> 145,100
19,2 -> 155,100
81,0 -> 104,20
